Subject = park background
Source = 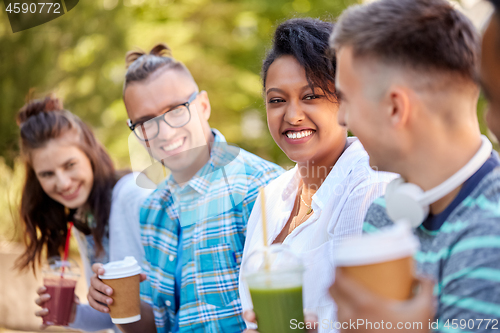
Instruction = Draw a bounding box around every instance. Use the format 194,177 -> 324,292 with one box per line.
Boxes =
0,0 -> 494,331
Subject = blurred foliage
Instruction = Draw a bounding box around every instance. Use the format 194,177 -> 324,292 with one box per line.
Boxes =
0,0 -> 360,170
0,0 -> 495,241
0,0 -> 360,240
0,158 -> 23,242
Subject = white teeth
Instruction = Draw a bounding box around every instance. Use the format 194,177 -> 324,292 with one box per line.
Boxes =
163,139 -> 183,152
286,130 -> 313,139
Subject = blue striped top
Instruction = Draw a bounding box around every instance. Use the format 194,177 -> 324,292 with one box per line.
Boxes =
363,154 -> 500,332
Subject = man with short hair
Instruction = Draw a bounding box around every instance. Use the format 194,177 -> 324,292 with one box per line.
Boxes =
87,45 -> 283,333
329,0 -> 500,331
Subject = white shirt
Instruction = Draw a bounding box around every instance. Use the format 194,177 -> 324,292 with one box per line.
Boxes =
238,138 -> 397,332
70,173 -> 153,332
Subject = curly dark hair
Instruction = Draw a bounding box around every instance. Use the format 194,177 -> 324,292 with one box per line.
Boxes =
262,18 -> 337,101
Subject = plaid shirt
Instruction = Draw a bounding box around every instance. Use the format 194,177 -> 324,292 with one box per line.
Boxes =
140,130 -> 283,333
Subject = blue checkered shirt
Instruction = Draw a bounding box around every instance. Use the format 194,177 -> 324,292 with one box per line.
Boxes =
139,130 -> 283,333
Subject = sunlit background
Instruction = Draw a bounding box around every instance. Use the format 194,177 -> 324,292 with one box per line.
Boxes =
0,0 -> 495,331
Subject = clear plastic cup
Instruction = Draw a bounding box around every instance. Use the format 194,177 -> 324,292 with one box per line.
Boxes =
42,257 -> 80,326
243,244 -> 305,333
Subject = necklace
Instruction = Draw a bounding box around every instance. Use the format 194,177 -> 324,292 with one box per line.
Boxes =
289,189 -> 313,234
300,194 -> 313,215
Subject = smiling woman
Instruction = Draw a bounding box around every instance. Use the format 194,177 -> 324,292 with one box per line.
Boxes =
265,54 -> 346,167
238,18 -> 397,332
15,94 -> 152,332
16,95 -> 114,270
31,135 -> 94,210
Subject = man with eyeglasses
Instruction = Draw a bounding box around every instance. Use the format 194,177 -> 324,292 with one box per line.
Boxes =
87,44 -> 283,333
126,90 -> 207,184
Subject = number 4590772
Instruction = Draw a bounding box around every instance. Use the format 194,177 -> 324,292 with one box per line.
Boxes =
6,3 -> 61,14
444,319 -> 499,330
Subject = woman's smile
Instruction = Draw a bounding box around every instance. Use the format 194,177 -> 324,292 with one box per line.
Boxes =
265,55 -> 346,164
282,128 -> 316,144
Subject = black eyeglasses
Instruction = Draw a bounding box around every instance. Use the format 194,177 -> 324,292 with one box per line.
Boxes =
127,92 -> 198,141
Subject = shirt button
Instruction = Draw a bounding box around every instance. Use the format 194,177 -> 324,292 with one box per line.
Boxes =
169,255 -> 175,261
165,300 -> 171,306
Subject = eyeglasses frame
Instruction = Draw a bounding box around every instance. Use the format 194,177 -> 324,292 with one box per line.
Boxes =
127,91 -> 199,141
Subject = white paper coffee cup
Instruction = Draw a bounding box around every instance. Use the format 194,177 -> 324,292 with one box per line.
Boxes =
336,223 -> 420,300
99,256 -> 142,324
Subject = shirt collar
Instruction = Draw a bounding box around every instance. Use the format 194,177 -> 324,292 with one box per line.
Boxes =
314,138 -> 367,209
421,152 -> 500,231
160,129 -> 231,195
281,137 -> 367,211
282,165 -> 301,201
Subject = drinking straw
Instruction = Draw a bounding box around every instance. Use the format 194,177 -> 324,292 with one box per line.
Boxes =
61,207 -> 74,278
259,187 -> 269,248
259,187 -> 270,271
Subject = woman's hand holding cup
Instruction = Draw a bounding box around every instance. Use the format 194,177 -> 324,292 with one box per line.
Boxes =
35,285 -> 79,329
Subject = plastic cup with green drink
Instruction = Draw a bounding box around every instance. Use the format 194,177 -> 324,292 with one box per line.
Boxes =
243,244 -> 306,333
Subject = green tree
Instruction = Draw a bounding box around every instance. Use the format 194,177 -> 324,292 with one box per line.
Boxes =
0,0 -> 129,165
0,0 -> 492,169
1,0 -> 361,169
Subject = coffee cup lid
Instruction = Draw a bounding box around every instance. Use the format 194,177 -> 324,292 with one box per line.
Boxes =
336,223 -> 420,267
99,256 -> 141,279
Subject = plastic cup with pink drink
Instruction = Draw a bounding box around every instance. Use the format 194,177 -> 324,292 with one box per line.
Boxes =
42,257 -> 80,326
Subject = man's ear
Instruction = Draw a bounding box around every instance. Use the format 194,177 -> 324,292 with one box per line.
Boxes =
197,90 -> 211,121
386,86 -> 411,129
